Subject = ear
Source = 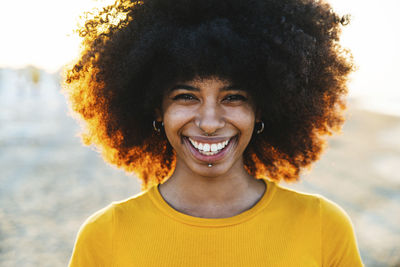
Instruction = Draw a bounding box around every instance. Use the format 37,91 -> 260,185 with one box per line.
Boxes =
154,108 -> 163,122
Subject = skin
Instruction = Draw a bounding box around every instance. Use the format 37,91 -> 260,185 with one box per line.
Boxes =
157,76 -> 266,218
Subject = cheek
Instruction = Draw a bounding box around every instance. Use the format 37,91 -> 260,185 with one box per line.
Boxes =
162,106 -> 193,135
226,107 -> 255,133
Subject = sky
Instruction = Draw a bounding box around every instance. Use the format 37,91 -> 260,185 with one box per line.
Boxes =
331,0 -> 400,115
0,0 -> 114,72
0,0 -> 399,115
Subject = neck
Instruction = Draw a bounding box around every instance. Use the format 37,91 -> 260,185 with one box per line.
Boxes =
158,162 -> 266,218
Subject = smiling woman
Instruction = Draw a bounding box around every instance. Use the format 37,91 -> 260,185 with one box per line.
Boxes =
63,0 -> 363,266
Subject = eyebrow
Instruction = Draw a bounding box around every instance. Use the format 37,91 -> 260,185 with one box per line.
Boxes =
169,84 -> 245,92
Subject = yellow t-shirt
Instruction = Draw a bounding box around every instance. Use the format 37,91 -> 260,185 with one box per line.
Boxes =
68,178 -> 363,266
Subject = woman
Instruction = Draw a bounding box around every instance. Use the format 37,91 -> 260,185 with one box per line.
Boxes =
64,0 -> 363,266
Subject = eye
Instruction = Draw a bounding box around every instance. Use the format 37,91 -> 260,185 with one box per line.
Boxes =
223,94 -> 248,102
172,93 -> 197,101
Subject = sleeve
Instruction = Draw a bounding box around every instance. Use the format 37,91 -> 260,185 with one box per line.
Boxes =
320,197 -> 363,267
68,204 -> 115,267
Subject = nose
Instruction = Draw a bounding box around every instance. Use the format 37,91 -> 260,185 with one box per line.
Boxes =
195,102 -> 225,135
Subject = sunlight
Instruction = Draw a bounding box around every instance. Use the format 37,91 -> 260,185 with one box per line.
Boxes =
331,0 -> 400,115
0,0 -> 114,73
333,0 -> 400,93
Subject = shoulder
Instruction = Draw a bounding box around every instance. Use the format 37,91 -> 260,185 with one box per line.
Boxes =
318,197 -> 364,266
68,190 -> 151,266
269,181 -> 353,223
268,181 -> 323,216
267,181 -> 363,266
80,203 -> 116,231
319,196 -> 355,234
270,182 -> 356,238
68,203 -> 115,266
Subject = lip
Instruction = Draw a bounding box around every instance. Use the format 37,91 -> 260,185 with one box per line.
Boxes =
183,135 -> 237,164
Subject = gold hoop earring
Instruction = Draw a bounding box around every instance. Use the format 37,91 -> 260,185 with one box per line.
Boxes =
153,120 -> 163,132
256,121 -> 264,134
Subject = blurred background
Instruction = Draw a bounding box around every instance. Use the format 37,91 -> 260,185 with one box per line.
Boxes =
0,0 -> 399,266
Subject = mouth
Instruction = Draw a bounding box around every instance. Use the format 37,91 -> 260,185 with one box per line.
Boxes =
183,135 -> 237,163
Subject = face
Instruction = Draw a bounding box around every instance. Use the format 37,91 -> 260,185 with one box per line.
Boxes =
159,76 -> 257,178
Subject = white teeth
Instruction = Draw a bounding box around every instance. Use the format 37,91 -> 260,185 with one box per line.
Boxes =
188,138 -> 231,155
210,144 -> 218,152
203,144 -> 210,152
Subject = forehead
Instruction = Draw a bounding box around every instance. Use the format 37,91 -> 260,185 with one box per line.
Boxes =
169,76 -> 244,92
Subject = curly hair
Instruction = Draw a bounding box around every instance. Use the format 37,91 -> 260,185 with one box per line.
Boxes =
62,0 -> 353,190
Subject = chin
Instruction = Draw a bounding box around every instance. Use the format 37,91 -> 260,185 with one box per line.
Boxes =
187,160 -> 240,179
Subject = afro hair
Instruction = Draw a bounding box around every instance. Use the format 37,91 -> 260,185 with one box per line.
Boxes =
62,0 -> 354,190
